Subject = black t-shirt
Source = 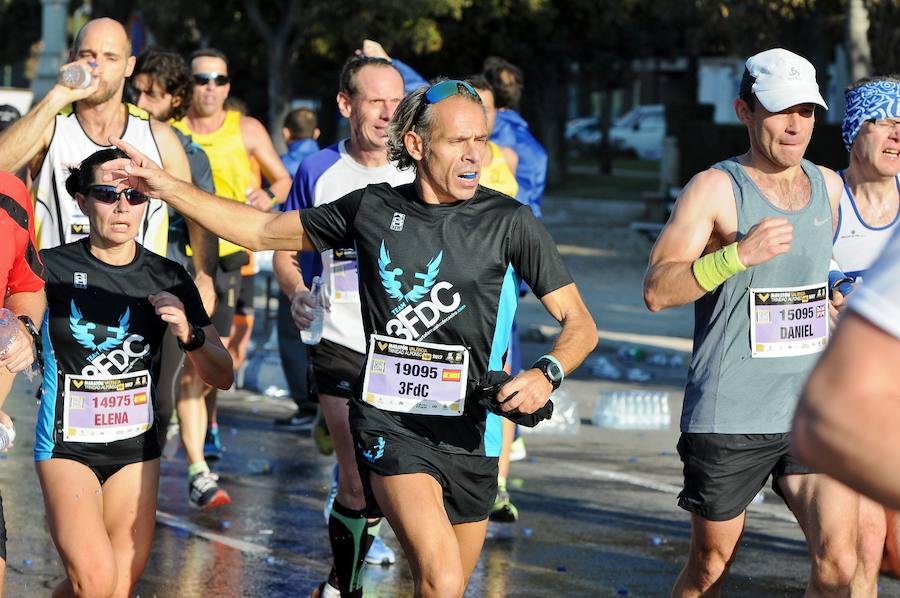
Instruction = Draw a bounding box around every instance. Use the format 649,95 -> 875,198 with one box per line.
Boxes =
300,182 -> 573,456
35,239 -> 210,466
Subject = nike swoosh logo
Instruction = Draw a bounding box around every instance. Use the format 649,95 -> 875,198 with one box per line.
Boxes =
813,217 -> 829,227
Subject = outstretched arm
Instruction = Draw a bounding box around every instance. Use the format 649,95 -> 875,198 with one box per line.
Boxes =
102,137 -> 315,252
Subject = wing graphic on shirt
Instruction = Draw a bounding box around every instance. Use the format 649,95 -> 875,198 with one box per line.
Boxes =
95,307 -> 130,352
378,241 -> 405,301
404,251 -> 442,304
69,300 -> 98,351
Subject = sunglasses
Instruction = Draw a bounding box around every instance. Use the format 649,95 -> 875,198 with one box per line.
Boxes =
410,79 -> 481,132
85,185 -> 150,205
193,73 -> 230,86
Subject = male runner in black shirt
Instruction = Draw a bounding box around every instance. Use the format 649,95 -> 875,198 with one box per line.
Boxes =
102,78 -> 597,598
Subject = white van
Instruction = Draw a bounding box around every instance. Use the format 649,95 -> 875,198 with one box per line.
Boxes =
609,104 -> 665,160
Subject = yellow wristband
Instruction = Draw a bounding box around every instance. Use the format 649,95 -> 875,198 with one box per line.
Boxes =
692,242 -> 747,292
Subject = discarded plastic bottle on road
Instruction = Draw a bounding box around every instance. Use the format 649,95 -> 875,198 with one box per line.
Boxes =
589,356 -> 622,380
616,346 -> 646,362
625,367 -> 652,382
592,390 -> 671,430
300,276 -> 324,345
59,63 -> 94,89
0,422 -> 15,451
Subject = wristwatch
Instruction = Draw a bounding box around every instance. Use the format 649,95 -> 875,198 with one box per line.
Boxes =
532,355 -> 564,391
177,325 -> 206,352
17,315 -> 38,343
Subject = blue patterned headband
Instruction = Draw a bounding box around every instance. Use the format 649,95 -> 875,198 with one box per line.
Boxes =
842,80 -> 900,151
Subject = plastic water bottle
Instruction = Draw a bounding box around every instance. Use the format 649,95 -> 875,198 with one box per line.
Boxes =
592,390 -> 671,430
0,308 -> 19,356
0,422 -> 15,451
59,64 -> 93,89
300,276 -> 324,345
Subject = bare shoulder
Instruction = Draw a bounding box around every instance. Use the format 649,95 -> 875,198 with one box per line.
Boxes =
815,164 -> 844,208
239,114 -> 269,143
676,167 -> 733,212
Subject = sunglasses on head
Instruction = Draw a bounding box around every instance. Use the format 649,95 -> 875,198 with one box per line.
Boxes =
85,185 -> 150,205
193,73 -> 230,86
411,79 -> 481,132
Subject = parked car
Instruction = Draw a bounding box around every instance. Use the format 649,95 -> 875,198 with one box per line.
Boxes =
565,104 -> 665,160
609,104 -> 665,160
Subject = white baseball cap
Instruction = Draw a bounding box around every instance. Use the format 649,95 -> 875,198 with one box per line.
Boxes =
740,48 -> 828,112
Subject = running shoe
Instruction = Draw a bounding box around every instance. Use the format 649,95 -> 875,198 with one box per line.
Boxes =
204,424 -> 223,461
365,535 -> 396,566
189,471 -> 231,511
312,408 -> 333,456
323,463 -> 339,522
489,488 -> 519,523
273,410 -> 316,431
509,436 -> 527,462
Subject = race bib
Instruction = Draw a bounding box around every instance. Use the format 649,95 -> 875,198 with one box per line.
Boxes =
749,283 -> 828,358
361,334 -> 469,416
329,248 -> 359,304
63,370 -> 153,442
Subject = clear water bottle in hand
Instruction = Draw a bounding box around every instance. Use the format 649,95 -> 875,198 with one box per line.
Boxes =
0,308 -> 18,356
0,422 -> 15,452
59,63 -> 94,89
300,276 -> 324,345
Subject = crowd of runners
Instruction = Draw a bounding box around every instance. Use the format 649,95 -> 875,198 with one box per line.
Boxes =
0,13 -> 897,598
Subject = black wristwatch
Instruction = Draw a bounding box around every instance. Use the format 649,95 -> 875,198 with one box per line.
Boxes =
18,315 -> 41,363
532,355 -> 564,391
177,325 -> 206,352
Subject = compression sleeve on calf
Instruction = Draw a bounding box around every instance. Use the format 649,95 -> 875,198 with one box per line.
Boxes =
691,242 -> 747,292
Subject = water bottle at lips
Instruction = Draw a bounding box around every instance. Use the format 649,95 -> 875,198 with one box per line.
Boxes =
59,62 -> 96,89
300,276 -> 324,345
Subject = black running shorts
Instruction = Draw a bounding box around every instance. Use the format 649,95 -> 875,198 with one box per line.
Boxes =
211,267 -> 241,337
308,339 -> 363,399
677,432 -> 813,521
235,273 -> 255,317
353,429 -> 498,524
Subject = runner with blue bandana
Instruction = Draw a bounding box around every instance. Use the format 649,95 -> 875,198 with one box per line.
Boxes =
831,75 -> 900,592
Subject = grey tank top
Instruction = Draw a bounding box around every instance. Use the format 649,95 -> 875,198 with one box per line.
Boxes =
682,158 -> 833,433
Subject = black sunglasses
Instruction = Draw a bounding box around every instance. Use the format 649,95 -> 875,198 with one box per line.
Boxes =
85,185 -> 150,205
193,73 -> 230,86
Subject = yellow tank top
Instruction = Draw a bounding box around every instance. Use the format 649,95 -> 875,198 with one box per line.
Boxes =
480,142 -> 518,199
171,110 -> 251,256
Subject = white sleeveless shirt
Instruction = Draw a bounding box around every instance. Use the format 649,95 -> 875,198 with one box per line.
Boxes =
833,170 -> 900,283
32,103 -> 167,255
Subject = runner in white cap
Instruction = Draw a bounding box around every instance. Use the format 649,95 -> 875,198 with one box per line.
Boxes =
644,48 -> 855,595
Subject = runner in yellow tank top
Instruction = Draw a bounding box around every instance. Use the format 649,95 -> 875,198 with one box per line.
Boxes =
168,47 -> 293,512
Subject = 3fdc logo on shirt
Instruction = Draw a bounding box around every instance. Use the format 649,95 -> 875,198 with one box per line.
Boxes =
68,300 -> 148,375
377,240 -> 466,340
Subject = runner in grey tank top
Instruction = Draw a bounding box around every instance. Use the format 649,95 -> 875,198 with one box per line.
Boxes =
643,48 -> 856,596
684,157 -> 832,434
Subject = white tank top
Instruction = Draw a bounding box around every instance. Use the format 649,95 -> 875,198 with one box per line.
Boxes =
833,170 -> 900,283
32,103 -> 168,255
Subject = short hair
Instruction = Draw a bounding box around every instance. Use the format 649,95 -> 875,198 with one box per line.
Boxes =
847,74 -> 900,91
190,48 -> 229,71
338,55 -> 402,97
738,67 -> 758,111
133,48 -> 192,121
482,56 -> 523,110
64,148 -> 129,199
466,74 -> 493,94
387,79 -> 483,171
283,107 -> 317,140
